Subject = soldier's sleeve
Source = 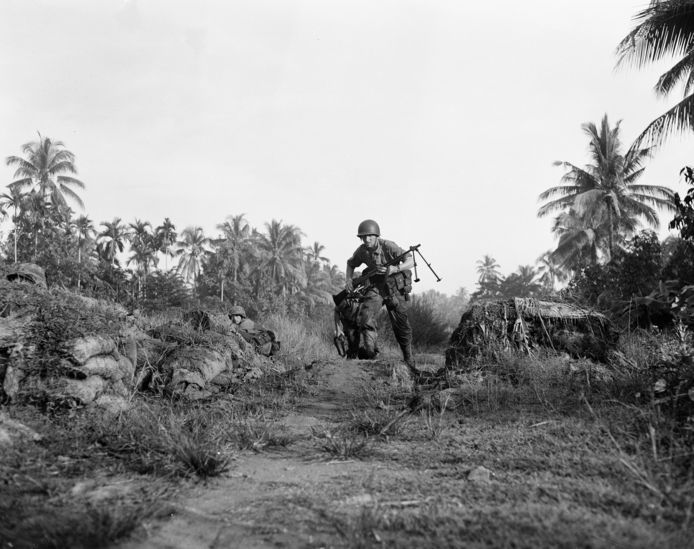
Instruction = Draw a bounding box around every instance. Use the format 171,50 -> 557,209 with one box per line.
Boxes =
346,246 -> 364,269
384,240 -> 407,262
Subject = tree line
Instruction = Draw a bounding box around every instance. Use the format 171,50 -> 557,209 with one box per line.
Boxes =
473,3 -> 694,306
0,135 -> 347,317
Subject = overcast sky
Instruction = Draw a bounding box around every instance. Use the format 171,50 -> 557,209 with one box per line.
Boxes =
1,0 -> 692,296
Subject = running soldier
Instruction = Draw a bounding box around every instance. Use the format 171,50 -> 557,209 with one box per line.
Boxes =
345,219 -> 416,369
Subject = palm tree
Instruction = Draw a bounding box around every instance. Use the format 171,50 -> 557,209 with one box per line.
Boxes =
476,255 -> 501,285
0,186 -> 26,263
617,1 -> 694,147
175,226 -> 211,289
305,241 -> 329,264
129,219 -> 152,249
155,218 -> 177,270
97,218 -> 130,268
256,220 -> 306,294
474,255 -> 502,297
302,260 -> 333,312
538,115 -> 675,258
536,251 -> 567,292
499,265 -> 541,298
22,191 -> 51,260
324,263 -> 345,293
74,215 -> 95,290
5,134 -> 85,213
216,214 -> 253,285
549,209 -> 607,271
128,219 -> 157,295
127,247 -> 158,296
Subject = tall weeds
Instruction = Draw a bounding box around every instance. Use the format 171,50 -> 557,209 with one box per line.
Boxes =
264,312 -> 334,365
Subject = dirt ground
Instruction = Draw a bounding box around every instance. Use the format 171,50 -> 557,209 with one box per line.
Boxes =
111,355 -> 690,549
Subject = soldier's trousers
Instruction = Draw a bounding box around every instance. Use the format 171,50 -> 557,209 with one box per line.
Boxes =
342,321 -> 360,359
356,287 -> 412,359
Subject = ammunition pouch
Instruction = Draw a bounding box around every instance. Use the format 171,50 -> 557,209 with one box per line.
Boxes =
385,269 -> 413,298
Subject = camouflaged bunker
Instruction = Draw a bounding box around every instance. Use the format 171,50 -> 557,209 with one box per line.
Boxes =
445,298 -> 618,366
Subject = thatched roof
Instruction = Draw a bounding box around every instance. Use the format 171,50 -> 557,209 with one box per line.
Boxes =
512,298 -> 607,322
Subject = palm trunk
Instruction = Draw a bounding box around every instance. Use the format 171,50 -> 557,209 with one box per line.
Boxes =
220,278 -> 225,302
77,247 -> 82,290
607,208 -> 614,262
13,228 -> 18,264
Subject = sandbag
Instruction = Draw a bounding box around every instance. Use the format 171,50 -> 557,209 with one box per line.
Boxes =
67,336 -> 116,364
58,376 -> 106,403
77,355 -> 125,381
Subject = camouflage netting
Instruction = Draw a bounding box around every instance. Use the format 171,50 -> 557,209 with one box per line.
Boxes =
5,262 -> 47,289
0,265 -> 288,410
445,298 -> 619,366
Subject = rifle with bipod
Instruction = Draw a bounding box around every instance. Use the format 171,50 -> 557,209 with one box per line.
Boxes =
332,244 -> 441,306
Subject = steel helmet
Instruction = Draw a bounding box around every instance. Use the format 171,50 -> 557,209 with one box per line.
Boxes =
357,219 -> 380,237
229,305 -> 246,318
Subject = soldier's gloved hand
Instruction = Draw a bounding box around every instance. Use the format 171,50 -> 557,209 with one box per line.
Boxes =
375,265 -> 387,275
345,278 -> 353,292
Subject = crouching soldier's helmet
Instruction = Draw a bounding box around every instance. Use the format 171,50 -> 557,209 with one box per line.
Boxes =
229,305 -> 246,318
357,219 -> 380,237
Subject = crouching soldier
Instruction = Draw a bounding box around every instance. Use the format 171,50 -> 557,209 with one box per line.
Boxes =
345,219 -> 415,369
229,305 -> 280,357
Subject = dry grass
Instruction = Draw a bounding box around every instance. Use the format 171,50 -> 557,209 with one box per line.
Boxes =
1,501 -> 168,549
5,308 -> 694,548
94,402 -> 231,478
264,312 -> 334,366
312,427 -> 371,460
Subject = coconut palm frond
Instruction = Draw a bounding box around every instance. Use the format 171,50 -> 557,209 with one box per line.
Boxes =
538,184 -> 581,201
633,91 -> 694,148
56,175 -> 85,188
7,178 -> 34,191
655,48 -> 694,95
538,196 -> 580,217
54,184 -> 83,209
47,159 -> 78,175
616,1 -> 694,68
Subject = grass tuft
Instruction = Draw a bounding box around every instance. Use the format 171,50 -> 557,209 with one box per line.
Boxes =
313,427 -> 371,460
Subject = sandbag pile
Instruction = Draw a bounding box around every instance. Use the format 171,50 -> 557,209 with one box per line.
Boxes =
445,297 -> 619,366
0,273 -> 138,413
142,311 -> 283,399
0,264 -> 289,409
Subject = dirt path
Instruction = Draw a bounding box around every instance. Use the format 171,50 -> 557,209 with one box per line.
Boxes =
117,356 -> 690,549
119,358 -> 411,549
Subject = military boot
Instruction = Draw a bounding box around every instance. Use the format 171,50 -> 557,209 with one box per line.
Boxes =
402,344 -> 417,374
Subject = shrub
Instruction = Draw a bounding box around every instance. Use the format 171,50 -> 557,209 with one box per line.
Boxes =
407,297 -> 450,349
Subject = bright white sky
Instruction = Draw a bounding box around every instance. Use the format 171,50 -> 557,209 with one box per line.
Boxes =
1,0 -> 692,296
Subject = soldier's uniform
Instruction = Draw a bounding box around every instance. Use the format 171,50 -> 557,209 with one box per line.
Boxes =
347,238 -> 413,363
229,306 -> 256,331
334,295 -> 361,358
